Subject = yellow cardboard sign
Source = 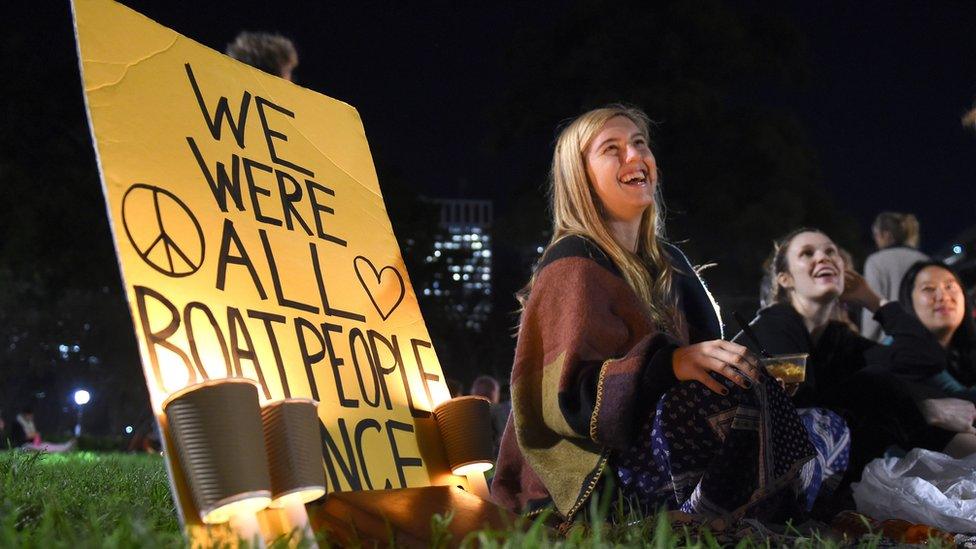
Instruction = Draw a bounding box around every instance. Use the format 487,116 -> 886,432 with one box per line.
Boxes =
72,0 -> 457,527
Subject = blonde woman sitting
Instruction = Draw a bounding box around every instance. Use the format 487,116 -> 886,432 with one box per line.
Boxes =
491,105 -> 824,528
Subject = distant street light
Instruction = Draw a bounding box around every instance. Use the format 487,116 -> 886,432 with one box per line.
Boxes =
73,389 -> 91,437
74,389 -> 91,406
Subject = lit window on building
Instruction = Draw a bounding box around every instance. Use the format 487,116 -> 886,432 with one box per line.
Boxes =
420,198 -> 494,332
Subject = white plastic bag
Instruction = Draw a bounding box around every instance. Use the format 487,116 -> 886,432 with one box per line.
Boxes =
852,448 -> 976,533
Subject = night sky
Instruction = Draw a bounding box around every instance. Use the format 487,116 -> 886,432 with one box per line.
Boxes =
16,1 -> 976,253
784,2 -> 976,253
109,1 -> 976,254
117,1 -> 557,208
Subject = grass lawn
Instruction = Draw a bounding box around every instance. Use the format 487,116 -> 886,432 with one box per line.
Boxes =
0,450 -> 951,547
0,451 -> 182,548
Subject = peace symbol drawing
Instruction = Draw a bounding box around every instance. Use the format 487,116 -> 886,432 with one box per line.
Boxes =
353,256 -> 405,321
121,183 -> 205,278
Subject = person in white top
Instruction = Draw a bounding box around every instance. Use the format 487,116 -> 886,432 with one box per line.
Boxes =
861,212 -> 928,342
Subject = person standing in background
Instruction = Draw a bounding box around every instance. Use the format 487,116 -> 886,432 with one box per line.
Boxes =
963,104 -> 976,129
861,212 -> 928,342
226,31 -> 299,82
446,378 -> 464,399
470,375 -> 506,458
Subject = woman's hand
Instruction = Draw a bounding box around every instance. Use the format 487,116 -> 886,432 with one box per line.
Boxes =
672,340 -> 761,394
841,269 -> 884,313
919,398 -> 976,434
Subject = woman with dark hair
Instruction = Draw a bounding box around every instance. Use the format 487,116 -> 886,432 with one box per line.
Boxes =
734,229 -> 976,490
895,260 -> 976,401
492,105 -> 824,529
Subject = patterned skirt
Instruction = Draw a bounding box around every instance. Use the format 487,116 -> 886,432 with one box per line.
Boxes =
611,376 -> 849,520
796,407 -> 850,510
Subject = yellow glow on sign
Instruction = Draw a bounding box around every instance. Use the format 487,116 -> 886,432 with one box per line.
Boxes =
201,493 -> 272,525
428,379 -> 453,408
73,0 -> 469,533
158,352 -> 193,393
453,461 -> 494,476
269,488 -> 327,509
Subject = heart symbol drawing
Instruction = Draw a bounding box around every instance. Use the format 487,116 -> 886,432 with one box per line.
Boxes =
353,255 -> 405,321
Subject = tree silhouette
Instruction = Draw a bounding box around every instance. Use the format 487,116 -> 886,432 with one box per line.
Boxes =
0,6 -> 148,438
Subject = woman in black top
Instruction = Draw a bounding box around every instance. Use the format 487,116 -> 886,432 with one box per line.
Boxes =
734,229 -> 976,487
893,260 -> 976,402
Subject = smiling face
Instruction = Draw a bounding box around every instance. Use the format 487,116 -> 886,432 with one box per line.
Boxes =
584,116 -> 657,223
777,231 -> 845,303
911,265 -> 966,340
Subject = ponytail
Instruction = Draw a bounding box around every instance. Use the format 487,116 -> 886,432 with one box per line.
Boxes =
873,211 -> 920,248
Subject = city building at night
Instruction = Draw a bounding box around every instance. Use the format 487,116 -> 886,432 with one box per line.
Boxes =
422,199 -> 493,331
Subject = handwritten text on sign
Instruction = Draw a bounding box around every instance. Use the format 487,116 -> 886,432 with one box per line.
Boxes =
74,0 -> 451,501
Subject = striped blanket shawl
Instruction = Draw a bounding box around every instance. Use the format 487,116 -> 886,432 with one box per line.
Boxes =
491,235 -> 722,521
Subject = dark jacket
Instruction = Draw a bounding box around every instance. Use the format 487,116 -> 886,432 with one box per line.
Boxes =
733,302 -> 946,406
882,311 -> 976,403
733,301 -> 954,480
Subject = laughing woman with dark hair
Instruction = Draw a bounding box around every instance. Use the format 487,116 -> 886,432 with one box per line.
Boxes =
894,260 -> 976,402
735,229 -> 976,492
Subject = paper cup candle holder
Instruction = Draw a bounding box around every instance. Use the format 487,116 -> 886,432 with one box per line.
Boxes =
261,398 -> 327,508
433,396 -> 495,476
163,379 -> 325,525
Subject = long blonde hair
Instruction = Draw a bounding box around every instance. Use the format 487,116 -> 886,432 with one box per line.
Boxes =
528,104 -> 678,332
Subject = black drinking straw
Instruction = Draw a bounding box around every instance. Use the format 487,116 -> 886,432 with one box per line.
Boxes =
733,312 -> 773,359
